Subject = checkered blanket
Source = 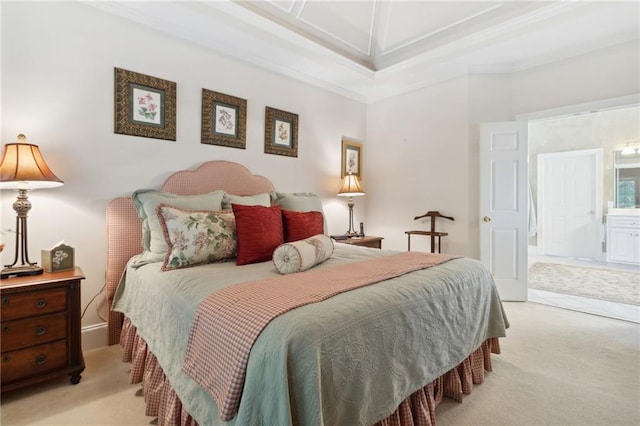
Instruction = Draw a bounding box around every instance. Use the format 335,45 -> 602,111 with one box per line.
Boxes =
181,251 -> 459,420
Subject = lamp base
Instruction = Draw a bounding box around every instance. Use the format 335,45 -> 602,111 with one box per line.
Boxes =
344,230 -> 360,238
1,265 -> 43,280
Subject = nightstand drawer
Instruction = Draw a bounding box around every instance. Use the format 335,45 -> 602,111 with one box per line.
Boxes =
1,287 -> 67,321
1,340 -> 68,384
335,236 -> 384,249
352,238 -> 382,249
1,312 -> 67,353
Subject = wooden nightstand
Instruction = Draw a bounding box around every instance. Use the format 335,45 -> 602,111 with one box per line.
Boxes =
335,236 -> 384,249
1,268 -> 85,393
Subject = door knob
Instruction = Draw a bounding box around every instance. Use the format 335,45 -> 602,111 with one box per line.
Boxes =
483,216 -> 491,222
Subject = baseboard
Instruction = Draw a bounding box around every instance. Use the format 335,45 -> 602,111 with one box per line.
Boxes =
82,322 -> 108,352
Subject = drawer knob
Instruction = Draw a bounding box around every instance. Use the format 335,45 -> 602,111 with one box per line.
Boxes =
35,299 -> 47,309
36,355 -> 47,365
2,325 -> 9,333
35,326 -> 46,336
2,297 -> 8,305
2,355 -> 9,363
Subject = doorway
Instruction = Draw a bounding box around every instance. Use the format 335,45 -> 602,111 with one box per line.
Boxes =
526,105 -> 640,323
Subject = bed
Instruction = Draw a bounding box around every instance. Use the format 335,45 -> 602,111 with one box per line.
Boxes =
105,160 -> 509,426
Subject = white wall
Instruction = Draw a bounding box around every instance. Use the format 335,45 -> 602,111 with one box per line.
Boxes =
0,2 -> 366,342
367,78 -> 472,255
367,40 -> 639,257
510,40 -> 640,116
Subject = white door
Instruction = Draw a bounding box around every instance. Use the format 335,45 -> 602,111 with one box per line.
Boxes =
537,149 -> 602,260
480,122 -> 528,301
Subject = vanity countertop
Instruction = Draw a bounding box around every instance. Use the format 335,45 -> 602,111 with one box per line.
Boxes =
607,208 -> 640,216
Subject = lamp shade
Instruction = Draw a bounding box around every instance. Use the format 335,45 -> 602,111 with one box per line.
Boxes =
337,173 -> 364,197
0,136 -> 64,190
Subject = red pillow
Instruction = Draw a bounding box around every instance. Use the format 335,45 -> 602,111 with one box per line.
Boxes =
282,210 -> 324,242
232,204 -> 284,265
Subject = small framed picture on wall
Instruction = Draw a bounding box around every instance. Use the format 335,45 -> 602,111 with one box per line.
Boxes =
264,106 -> 298,157
114,67 -> 176,141
341,138 -> 362,178
201,89 -> 247,149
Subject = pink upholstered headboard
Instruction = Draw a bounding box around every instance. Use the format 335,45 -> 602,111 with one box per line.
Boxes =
105,160 -> 275,345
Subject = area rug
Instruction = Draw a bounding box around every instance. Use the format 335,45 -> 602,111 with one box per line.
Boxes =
528,262 -> 640,305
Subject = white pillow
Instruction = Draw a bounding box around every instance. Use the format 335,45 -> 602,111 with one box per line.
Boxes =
272,234 -> 334,274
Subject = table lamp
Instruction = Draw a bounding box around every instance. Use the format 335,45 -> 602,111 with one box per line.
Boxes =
0,135 -> 64,279
337,172 -> 365,237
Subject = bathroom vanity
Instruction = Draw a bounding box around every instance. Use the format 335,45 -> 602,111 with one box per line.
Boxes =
606,209 -> 640,265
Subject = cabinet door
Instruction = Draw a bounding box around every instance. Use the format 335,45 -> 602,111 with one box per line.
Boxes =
608,228 -> 638,263
633,235 -> 640,264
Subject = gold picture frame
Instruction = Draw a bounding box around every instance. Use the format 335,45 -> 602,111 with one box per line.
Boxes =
114,67 -> 176,141
264,106 -> 298,157
201,89 -> 247,149
341,138 -> 362,178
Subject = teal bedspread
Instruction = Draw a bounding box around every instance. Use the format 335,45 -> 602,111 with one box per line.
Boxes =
112,244 -> 508,425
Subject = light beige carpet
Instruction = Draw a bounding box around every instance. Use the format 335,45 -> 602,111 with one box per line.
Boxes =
1,302 -> 639,425
528,262 -> 640,305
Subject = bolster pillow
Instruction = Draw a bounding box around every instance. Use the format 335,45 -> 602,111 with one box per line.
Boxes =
273,234 -> 334,274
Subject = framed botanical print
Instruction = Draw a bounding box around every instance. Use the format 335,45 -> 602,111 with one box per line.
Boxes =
341,138 -> 362,178
201,89 -> 247,149
264,106 -> 298,157
114,67 -> 176,141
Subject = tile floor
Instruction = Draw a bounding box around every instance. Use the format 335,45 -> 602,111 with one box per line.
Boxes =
527,254 -> 640,323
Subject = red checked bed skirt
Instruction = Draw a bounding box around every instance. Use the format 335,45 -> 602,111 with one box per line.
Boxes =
120,318 -> 501,426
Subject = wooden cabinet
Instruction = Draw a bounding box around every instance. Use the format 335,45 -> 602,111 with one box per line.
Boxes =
336,236 -> 384,249
606,215 -> 640,265
1,268 -> 85,393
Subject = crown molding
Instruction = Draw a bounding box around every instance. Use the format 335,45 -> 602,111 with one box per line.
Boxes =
379,2 -> 502,57
516,94 -> 640,122
295,0 -> 378,57
83,0 -> 639,104
83,0 -> 374,102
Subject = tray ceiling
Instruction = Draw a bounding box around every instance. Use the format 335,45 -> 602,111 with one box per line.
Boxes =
86,1 -> 639,102
237,1 -> 543,71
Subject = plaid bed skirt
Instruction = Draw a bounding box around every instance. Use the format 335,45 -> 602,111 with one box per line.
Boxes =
120,317 -> 500,426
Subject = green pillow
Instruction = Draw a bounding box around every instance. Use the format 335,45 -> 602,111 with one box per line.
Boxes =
132,189 -> 226,257
221,192 -> 271,210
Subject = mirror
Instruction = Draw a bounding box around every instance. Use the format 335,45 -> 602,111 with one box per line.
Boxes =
614,150 -> 640,208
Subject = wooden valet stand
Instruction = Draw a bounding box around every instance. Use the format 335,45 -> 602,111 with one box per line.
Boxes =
405,211 -> 455,253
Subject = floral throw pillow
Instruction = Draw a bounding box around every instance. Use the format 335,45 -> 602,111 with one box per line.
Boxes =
156,204 -> 237,271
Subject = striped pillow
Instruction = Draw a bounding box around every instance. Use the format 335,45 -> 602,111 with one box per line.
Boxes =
272,234 -> 334,274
